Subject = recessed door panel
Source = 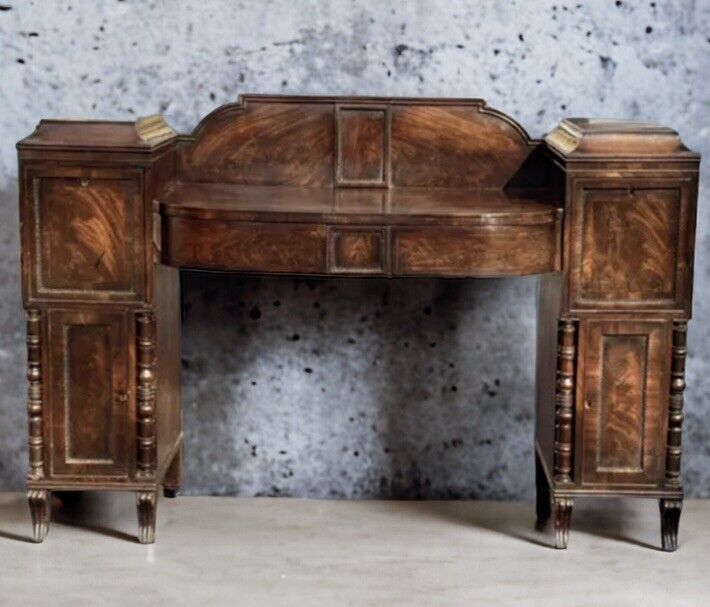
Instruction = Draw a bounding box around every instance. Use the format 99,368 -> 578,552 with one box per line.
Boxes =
48,309 -> 132,477
580,320 -> 669,486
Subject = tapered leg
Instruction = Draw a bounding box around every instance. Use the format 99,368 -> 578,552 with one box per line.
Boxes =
163,443 -> 182,498
136,491 -> 157,544
553,497 -> 573,549
659,498 -> 682,552
535,452 -> 551,528
27,489 -> 50,543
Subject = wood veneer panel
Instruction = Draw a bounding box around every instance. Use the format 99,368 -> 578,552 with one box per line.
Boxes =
336,107 -> 387,185
328,227 -> 386,274
48,309 -> 131,478
568,176 -> 695,314
390,105 -> 534,188
580,320 -> 668,487
164,219 -> 327,273
392,224 -> 559,277
179,102 -> 335,186
24,166 -> 145,304
580,188 -> 679,302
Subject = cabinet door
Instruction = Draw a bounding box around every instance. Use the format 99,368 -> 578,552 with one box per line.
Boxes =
579,320 -> 669,487
569,177 -> 695,313
23,166 -> 145,303
47,309 -> 132,478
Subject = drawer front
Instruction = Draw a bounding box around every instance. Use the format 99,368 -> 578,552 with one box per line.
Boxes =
47,308 -> 133,478
327,226 -> 386,274
163,218 -> 327,273
24,166 -> 145,303
578,319 -> 669,487
569,177 -> 695,311
392,224 -> 559,277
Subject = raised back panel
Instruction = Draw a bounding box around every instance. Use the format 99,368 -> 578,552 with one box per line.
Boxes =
178,95 -> 536,188
390,104 -> 533,187
179,101 -> 335,186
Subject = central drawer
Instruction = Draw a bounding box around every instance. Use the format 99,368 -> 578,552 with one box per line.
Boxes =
161,217 -> 560,277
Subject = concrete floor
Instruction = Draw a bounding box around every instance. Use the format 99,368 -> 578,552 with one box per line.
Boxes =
0,494 -> 707,606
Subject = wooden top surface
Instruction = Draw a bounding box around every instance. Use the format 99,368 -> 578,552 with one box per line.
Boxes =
545,118 -> 697,159
18,116 -> 176,151
157,183 -> 561,226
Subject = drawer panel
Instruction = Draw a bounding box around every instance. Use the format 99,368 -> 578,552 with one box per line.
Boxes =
327,226 -> 386,274
163,218 -> 327,273
24,166 -> 145,303
392,224 -> 559,277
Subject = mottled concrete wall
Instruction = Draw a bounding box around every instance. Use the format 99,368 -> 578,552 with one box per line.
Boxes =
0,0 -> 708,498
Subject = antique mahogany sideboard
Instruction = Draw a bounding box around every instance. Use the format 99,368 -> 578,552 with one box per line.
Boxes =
16,95 -> 699,549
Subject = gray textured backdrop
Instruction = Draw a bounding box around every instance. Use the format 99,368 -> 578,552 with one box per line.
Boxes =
0,0 -> 708,498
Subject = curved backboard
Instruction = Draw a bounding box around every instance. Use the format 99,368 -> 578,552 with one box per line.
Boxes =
177,95 -> 537,188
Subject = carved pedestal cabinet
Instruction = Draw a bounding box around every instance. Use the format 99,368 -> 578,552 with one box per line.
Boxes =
16,96 -> 699,549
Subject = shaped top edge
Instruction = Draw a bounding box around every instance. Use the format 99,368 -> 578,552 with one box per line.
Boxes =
187,94 -> 535,144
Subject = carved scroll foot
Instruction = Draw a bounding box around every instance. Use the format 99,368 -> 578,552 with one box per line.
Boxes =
535,452 -> 551,528
27,489 -> 50,543
163,444 -> 182,499
553,497 -> 573,549
136,491 -> 157,544
659,498 -> 682,552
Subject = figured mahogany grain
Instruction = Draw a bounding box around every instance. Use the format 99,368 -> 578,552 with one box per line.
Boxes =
328,227 -> 385,273
337,108 -> 387,185
38,178 -> 134,290
179,102 -> 335,186
164,219 -> 327,273
23,166 -> 145,304
579,187 -> 680,303
579,320 -> 668,486
47,309 -> 131,478
390,105 -> 534,188
392,225 -> 559,277
16,95 -> 700,549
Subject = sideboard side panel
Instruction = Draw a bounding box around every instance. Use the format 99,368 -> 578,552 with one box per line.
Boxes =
154,263 -> 182,474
